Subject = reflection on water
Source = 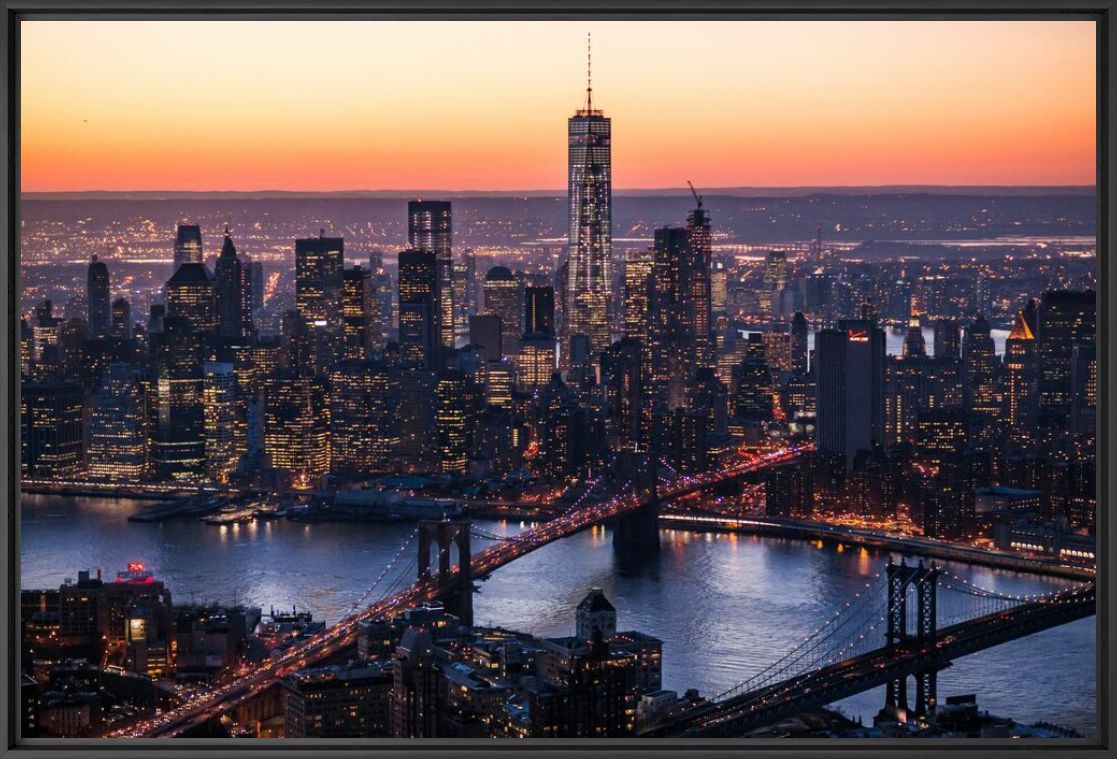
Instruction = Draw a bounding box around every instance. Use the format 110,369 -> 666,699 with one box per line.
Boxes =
20,492 -> 1095,735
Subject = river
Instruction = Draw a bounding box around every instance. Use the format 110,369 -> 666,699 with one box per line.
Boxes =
20,493 -> 1094,736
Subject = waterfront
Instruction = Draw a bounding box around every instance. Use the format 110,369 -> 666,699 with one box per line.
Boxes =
20,493 -> 1095,735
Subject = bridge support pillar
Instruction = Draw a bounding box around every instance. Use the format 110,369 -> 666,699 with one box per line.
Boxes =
418,520 -> 473,627
883,559 -> 940,719
612,453 -> 661,550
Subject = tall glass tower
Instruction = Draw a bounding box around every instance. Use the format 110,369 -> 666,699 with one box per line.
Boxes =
565,34 -> 612,361
408,200 -> 454,351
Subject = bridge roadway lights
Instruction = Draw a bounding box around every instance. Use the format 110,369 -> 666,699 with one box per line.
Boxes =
418,519 -> 473,627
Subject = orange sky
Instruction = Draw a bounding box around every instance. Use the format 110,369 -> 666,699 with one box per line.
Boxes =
20,20 -> 1096,192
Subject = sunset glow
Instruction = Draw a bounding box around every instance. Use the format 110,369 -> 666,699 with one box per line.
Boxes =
20,20 -> 1096,191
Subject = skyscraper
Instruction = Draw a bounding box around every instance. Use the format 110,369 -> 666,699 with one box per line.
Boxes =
342,266 -> 372,361
87,362 -> 147,481
263,373 -> 331,485
525,286 -> 556,337
408,201 -> 455,351
790,312 -> 809,374
86,255 -> 111,339
814,319 -> 886,470
111,298 -> 131,340
398,249 -> 441,369
566,36 -> 612,359
483,266 -> 523,358
215,225 -> 252,341
685,196 -> 713,367
173,224 -> 203,270
202,361 -> 241,482
295,232 -> 344,330
649,226 -> 701,410
1037,290 -> 1096,428
1004,310 -> 1037,438
164,263 -> 216,334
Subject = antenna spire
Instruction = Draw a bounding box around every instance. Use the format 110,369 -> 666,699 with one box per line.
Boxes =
585,31 -> 593,111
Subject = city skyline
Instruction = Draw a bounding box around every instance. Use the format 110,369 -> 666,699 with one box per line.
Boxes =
21,20 -> 1096,192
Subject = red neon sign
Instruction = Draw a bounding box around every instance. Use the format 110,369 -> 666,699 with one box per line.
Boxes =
848,329 -> 869,343
127,562 -> 145,572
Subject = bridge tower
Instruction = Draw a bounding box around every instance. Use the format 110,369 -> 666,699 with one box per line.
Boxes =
612,452 -> 661,549
418,519 -> 473,627
884,559 -> 940,718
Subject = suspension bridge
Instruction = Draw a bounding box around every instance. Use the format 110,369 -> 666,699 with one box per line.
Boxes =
642,561 -> 1095,737
107,445 -> 807,737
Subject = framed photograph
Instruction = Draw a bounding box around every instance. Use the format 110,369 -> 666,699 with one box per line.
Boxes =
3,2 -> 1111,757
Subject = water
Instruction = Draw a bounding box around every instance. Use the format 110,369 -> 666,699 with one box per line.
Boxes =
20,493 -> 1094,735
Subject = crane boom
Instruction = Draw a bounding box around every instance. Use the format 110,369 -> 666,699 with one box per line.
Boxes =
687,180 -> 703,209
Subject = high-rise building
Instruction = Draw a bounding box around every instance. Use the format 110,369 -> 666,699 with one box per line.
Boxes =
164,263 -> 216,333
1004,310 -> 1038,438
565,45 -> 612,358
203,362 -> 241,482
152,316 -> 206,481
263,373 -> 331,485
451,248 -> 477,346
408,201 -> 454,352
87,362 -> 147,481
517,334 -> 557,392
815,319 -> 886,470
389,628 -> 439,738
214,225 -> 253,341
342,266 -> 373,361
790,312 -> 809,374
435,370 -> 470,475
398,249 -> 441,369
483,266 -> 523,358
525,286 -> 556,337
963,313 -> 999,418
933,318 -> 961,361
649,226 -> 701,410
329,360 -> 399,475
685,198 -> 713,366
902,312 -> 926,358
295,232 -> 345,330
110,298 -> 131,340
469,314 -> 503,364
21,379 -> 85,479
1037,290 -> 1095,428
1069,341 -> 1096,438
86,255 -> 111,339
173,224 -> 203,270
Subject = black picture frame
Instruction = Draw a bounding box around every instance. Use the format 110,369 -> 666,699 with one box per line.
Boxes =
1,2 -> 1112,757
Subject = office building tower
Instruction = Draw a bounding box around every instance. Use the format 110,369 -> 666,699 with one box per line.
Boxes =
249,261 -> 265,316
1069,341 -> 1096,438
110,298 -> 131,340
283,662 -> 392,738
173,224 -> 203,270
263,373 -> 331,485
203,362 -> 241,482
389,628 -> 439,738
902,312 -> 926,358
295,232 -> 345,330
329,360 -> 399,475
933,318 -> 961,361
1037,290 -> 1096,428
711,257 -> 728,315
600,338 -> 643,450
565,46 -> 613,358
1004,310 -> 1038,438
790,312 -> 809,374
483,266 -> 523,357
525,286 -> 556,337
214,225 -> 252,341
814,319 -> 886,470
436,369 -> 470,475
164,263 -> 217,333
342,266 -> 373,361
152,316 -> 206,481
451,248 -> 477,346
963,313 -> 999,416
469,314 -> 503,364
396,367 -> 439,473
408,200 -> 454,351
21,379 -> 85,479
86,255 -> 111,339
517,334 -> 558,392
649,226 -> 702,410
20,317 -> 33,376
685,197 -> 713,366
398,249 -> 441,368
87,362 -> 147,481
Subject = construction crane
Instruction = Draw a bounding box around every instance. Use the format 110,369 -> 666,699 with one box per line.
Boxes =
687,180 -> 703,209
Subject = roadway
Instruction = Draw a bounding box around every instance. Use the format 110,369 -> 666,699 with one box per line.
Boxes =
107,445 -> 806,738
645,582 -> 1096,737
